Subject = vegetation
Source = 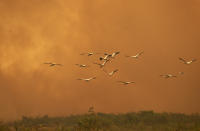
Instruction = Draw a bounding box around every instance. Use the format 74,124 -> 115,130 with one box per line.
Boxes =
1,109 -> 200,131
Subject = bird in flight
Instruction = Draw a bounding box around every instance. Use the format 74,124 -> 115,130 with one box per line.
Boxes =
104,69 -> 119,76
125,51 -> 144,59
179,58 -> 197,65
80,52 -> 100,56
94,59 -> 109,68
77,77 -> 96,82
100,51 -> 120,61
75,64 -> 89,68
44,62 -> 63,67
178,72 -> 184,75
160,74 -> 177,78
117,81 -> 135,85
111,51 -> 120,58
99,54 -> 112,61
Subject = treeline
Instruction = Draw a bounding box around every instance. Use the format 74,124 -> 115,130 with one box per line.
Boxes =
1,110 -> 200,131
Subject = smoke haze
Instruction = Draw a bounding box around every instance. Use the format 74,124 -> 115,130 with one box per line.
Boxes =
0,0 -> 200,120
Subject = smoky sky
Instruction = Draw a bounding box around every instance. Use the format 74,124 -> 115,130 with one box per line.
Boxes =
0,0 -> 200,120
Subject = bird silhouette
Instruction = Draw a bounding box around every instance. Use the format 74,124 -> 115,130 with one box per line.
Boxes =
117,81 -> 135,85
179,58 -> 197,65
125,51 -> 144,59
94,59 -> 110,68
160,74 -> 177,78
104,69 -> 119,76
80,52 -> 100,56
77,77 -> 96,82
44,62 -> 63,67
75,64 -> 89,68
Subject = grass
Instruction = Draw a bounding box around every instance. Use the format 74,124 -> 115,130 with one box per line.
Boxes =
1,110 -> 200,131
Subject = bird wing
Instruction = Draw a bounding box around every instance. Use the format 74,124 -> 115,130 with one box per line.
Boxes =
179,57 -> 186,63
114,69 -> 119,73
56,64 -> 63,66
44,62 -> 52,64
110,69 -> 118,75
135,52 -> 142,57
93,62 -> 101,66
102,61 -> 107,65
138,51 -> 144,55
88,77 -> 96,80
191,59 -> 197,62
179,72 -> 184,75
160,75 -> 166,77
131,55 -> 137,58
106,54 -> 112,59
116,51 -> 120,54
117,81 -> 125,84
112,51 -> 120,57
92,77 -> 96,79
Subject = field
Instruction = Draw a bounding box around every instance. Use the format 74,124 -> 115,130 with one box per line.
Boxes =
1,110 -> 200,131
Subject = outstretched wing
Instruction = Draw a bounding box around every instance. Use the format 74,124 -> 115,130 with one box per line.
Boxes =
117,81 -> 125,84
113,69 -> 119,73
93,62 -> 101,66
138,51 -> 144,55
160,75 -> 166,77
91,77 -> 96,80
112,51 -> 120,57
179,57 -> 186,63
191,59 -> 197,63
44,62 -> 52,64
56,64 -> 63,66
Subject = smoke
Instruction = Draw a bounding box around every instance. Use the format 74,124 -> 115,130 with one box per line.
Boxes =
0,0 -> 200,120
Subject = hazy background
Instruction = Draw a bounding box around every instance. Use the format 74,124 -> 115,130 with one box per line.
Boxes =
0,0 -> 200,120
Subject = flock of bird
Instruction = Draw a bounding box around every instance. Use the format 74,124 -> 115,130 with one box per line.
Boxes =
44,51 -> 197,86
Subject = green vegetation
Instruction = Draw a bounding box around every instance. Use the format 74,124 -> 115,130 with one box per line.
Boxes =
1,109 -> 200,131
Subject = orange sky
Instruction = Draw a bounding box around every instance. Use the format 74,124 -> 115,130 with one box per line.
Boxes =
0,0 -> 200,120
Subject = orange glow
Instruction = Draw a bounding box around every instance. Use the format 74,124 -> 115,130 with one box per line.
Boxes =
0,0 -> 200,120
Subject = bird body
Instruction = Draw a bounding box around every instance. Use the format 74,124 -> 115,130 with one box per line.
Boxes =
77,77 -> 96,82
118,81 -> 135,85
99,54 -> 112,61
104,69 -> 119,76
179,72 -> 184,75
126,52 -> 144,59
100,51 -> 120,61
94,59 -> 109,68
75,64 -> 89,68
111,51 -> 120,58
179,58 -> 196,65
44,62 -> 62,67
80,52 -> 100,56
160,74 -> 177,78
